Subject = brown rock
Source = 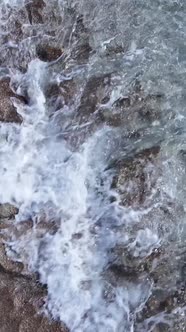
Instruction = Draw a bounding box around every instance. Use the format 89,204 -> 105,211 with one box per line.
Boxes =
36,45 -> 63,62
0,268 -> 67,332
0,78 -> 26,124
25,0 -> 46,25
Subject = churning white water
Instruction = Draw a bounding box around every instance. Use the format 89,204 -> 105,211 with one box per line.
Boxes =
0,0 -> 186,331
1,59 -> 145,331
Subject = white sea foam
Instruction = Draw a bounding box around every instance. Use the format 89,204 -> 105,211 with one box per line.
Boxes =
0,57 -> 153,331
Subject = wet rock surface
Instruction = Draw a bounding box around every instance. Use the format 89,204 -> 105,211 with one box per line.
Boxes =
0,269 -> 67,332
103,140 -> 186,331
0,203 -> 19,218
25,0 -> 46,25
0,78 -> 25,123
0,204 -> 66,332
111,146 -> 161,208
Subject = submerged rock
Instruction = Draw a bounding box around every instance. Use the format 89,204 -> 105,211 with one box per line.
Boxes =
107,143 -> 186,330
70,14 -> 92,63
77,74 -> 111,121
111,146 -> 161,208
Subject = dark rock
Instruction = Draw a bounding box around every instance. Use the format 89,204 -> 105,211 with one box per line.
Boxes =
25,0 -> 46,25
58,79 -> 77,107
70,15 -> 93,63
0,1 -> 63,71
72,43 -> 92,63
152,323 -> 171,332
108,244 -> 162,276
77,75 -> 111,122
36,45 -> 63,62
0,78 -> 26,124
106,263 -> 139,282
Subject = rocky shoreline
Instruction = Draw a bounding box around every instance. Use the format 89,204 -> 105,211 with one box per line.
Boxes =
0,0 -> 186,331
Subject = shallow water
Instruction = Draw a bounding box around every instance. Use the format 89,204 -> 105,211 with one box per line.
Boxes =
0,0 -> 186,331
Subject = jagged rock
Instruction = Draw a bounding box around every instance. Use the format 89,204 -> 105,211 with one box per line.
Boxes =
0,1 -> 63,71
0,78 -> 26,123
